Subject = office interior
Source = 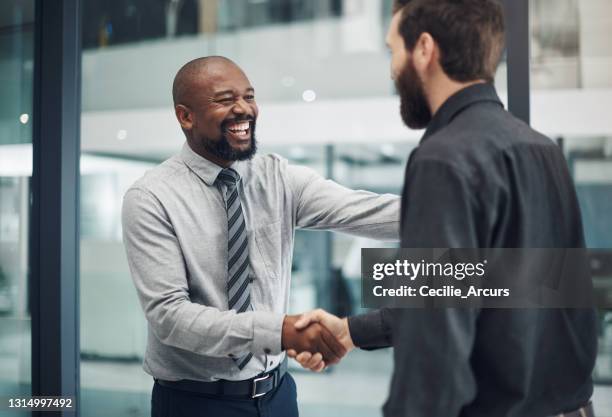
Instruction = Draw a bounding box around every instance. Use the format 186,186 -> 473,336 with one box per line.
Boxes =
1,0 -> 612,416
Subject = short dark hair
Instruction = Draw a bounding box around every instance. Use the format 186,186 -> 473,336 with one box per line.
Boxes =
393,0 -> 505,83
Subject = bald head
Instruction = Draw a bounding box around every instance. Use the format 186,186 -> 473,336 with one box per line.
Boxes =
172,56 -> 242,107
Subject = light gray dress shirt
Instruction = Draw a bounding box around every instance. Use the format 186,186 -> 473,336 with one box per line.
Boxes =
122,142 -> 399,382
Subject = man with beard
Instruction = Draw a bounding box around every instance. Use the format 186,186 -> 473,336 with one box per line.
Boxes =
288,1 -> 597,416
121,56 -> 400,417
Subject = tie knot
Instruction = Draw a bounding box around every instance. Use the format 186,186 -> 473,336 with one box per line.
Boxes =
217,168 -> 240,187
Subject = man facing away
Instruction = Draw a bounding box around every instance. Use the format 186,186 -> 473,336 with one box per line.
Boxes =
290,1 -> 598,416
121,56 -> 399,417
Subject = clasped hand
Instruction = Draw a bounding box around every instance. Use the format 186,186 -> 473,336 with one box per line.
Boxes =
281,309 -> 355,372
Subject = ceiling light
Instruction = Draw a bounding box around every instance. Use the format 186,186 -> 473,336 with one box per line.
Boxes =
302,90 -> 316,102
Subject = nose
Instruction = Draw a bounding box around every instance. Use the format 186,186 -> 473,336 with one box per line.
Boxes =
232,98 -> 250,116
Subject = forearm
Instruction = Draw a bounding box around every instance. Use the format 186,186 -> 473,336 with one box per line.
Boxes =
143,298 -> 283,357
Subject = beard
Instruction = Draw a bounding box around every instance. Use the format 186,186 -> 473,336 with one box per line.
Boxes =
200,119 -> 258,162
395,58 -> 432,130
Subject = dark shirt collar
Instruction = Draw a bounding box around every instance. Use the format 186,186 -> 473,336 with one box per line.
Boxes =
180,142 -> 246,186
422,82 -> 503,141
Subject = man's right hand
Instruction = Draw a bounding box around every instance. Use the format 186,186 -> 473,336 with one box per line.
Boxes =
281,314 -> 347,365
286,309 -> 355,372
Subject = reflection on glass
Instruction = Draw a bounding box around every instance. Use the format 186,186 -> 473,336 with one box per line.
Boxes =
0,0 -> 34,407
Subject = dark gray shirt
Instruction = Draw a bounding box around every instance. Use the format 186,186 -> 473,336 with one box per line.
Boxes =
349,83 -> 597,417
122,143 -> 399,382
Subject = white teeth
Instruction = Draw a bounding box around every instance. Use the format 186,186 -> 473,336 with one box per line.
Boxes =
228,121 -> 250,132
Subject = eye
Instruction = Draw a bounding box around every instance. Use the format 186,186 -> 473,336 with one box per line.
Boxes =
244,94 -> 255,101
216,97 -> 234,105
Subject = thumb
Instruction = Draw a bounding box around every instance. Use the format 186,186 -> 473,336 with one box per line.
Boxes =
294,309 -> 325,330
294,313 -> 312,329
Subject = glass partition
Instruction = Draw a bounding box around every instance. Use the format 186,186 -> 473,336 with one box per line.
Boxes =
528,0 -> 612,412
0,0 -> 34,411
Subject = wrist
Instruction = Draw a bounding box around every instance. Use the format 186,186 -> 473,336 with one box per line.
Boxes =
252,311 -> 284,356
341,317 -> 356,351
281,314 -> 296,350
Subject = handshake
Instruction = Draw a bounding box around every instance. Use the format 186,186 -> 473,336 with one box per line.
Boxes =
281,309 -> 355,372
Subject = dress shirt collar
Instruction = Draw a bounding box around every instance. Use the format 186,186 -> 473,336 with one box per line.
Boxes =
422,82 -> 503,141
180,142 -> 247,186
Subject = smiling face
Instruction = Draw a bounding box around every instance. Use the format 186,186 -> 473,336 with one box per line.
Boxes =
174,58 -> 259,166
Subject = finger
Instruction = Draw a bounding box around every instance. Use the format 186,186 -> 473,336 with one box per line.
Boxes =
295,309 -> 326,329
305,352 -> 324,370
320,325 -> 347,359
313,361 -> 326,372
296,351 -> 312,365
286,349 -> 297,358
316,330 -> 342,365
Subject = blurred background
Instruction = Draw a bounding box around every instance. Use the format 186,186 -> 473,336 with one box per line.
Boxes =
1,0 -> 612,416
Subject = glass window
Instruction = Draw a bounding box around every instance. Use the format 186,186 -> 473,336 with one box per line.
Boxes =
0,0 -> 34,410
529,0 -> 612,408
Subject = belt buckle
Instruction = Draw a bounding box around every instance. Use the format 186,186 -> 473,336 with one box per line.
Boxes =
251,374 -> 271,398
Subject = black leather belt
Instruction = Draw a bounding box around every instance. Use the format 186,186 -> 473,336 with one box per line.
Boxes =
551,402 -> 595,417
155,359 -> 287,399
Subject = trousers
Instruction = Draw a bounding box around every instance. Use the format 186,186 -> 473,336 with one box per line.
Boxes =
151,373 -> 299,417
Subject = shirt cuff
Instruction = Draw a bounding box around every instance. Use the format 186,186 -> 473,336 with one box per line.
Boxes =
251,311 -> 284,356
348,309 -> 393,350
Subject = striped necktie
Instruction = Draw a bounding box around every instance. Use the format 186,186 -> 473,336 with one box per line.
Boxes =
216,168 -> 253,370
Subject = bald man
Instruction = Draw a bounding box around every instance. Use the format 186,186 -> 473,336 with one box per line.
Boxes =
122,56 -> 400,417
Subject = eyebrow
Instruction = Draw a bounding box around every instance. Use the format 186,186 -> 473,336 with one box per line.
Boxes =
213,87 -> 255,97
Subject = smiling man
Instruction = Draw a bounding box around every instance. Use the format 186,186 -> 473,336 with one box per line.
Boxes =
121,56 -> 400,417
172,57 -> 258,165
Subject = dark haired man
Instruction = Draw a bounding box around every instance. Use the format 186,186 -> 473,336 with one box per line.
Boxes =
290,1 -> 597,416
122,56 -> 400,416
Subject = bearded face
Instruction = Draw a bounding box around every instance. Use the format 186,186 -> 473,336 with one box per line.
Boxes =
198,116 -> 258,162
395,57 -> 432,130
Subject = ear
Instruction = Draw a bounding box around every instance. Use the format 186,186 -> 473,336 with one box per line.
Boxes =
175,104 -> 193,130
411,32 -> 437,75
